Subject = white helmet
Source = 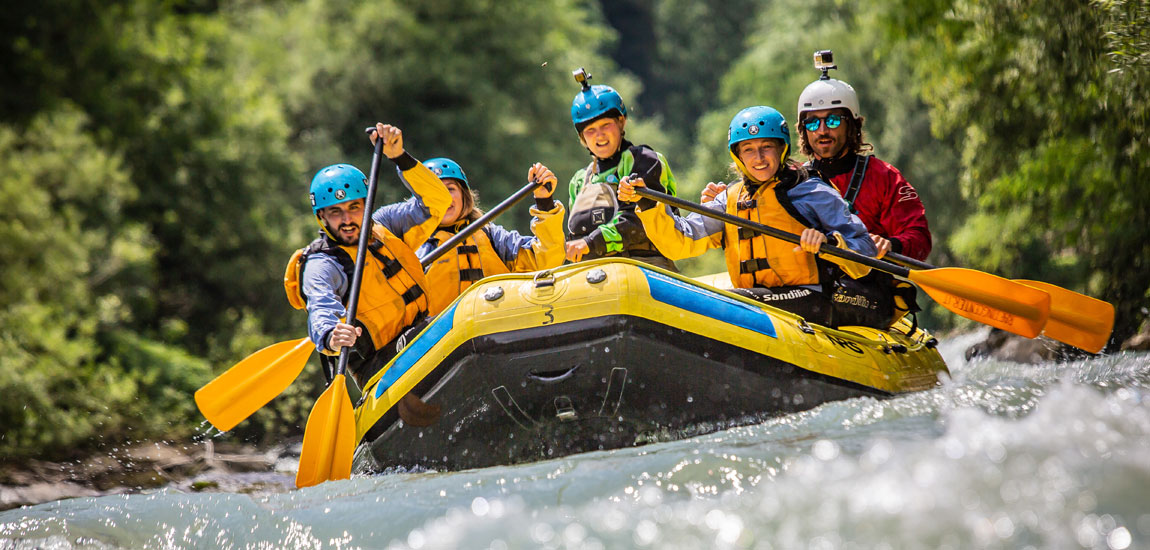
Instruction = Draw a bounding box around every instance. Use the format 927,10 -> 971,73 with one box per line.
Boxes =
797,78 -> 860,121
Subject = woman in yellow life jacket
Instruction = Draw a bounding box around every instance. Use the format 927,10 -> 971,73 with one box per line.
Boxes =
417,158 -> 566,315
618,106 -> 894,329
286,124 -> 451,387
564,68 -> 679,272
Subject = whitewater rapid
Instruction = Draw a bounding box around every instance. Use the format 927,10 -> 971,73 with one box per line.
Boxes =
3,332 -> 1148,549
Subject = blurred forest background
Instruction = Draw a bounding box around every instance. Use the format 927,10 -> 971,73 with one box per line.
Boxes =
1,0 -> 1146,462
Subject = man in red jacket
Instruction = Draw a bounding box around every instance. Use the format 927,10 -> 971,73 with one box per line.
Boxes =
795,55 -> 932,261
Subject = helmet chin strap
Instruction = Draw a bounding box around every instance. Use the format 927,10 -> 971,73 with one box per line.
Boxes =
317,216 -> 336,240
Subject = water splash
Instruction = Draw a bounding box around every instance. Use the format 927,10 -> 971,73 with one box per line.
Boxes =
4,346 -> 1149,550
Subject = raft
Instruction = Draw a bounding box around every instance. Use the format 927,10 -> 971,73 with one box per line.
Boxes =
353,259 -> 948,472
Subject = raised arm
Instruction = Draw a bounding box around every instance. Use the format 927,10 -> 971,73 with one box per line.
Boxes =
367,123 -> 452,249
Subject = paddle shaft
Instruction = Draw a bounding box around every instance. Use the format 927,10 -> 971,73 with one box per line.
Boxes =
885,250 -> 933,270
334,130 -> 387,376
634,187 -> 912,279
419,179 -> 545,268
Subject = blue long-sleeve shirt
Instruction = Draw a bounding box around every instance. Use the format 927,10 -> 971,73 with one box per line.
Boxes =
637,175 -> 876,258
300,160 -> 451,353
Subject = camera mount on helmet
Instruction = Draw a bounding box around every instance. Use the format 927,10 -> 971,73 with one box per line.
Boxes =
813,50 -> 837,80
798,49 -> 860,120
572,67 -> 592,92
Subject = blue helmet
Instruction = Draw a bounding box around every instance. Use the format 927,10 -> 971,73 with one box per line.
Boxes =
423,157 -> 469,188
727,106 -> 790,152
571,84 -> 627,130
309,164 -> 367,214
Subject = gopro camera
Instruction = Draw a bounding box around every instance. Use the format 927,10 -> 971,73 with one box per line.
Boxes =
813,50 -> 836,79
572,67 -> 592,91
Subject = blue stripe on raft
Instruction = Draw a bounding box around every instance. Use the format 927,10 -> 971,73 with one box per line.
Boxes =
643,270 -> 777,338
375,304 -> 457,398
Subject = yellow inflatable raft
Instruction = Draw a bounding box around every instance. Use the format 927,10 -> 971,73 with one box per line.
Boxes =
353,259 -> 948,472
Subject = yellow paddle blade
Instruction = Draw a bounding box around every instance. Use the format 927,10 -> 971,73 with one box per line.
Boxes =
295,374 -> 356,488
1016,280 -> 1115,353
195,338 -> 313,432
909,267 -> 1051,338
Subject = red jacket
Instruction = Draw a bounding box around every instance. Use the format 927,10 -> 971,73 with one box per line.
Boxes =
811,155 -> 932,261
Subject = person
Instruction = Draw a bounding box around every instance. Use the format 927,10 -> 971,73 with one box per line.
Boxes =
564,68 -> 680,272
284,123 -> 451,388
619,106 -> 894,328
795,56 -> 932,261
699,58 -> 932,262
416,157 -> 566,315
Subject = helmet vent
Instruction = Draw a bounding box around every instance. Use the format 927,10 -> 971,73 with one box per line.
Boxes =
831,100 -> 842,105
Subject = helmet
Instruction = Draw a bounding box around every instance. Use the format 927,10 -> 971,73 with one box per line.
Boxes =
309,164 -> 367,214
423,157 -> 468,188
571,84 -> 627,130
727,106 -> 791,181
797,78 -> 860,121
727,106 -> 790,151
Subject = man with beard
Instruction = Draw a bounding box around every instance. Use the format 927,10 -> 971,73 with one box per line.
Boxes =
287,123 -> 451,388
794,54 -> 932,261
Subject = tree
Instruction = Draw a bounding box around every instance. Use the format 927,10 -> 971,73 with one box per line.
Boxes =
0,0 -> 309,458
233,0 -> 623,235
0,107 -> 215,458
879,0 -> 1150,345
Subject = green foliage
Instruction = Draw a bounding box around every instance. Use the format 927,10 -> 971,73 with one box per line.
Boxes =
0,108 -> 213,460
234,0 -> 618,234
6,1 -> 306,353
879,0 -> 1150,344
0,106 -> 147,358
595,0 -> 759,164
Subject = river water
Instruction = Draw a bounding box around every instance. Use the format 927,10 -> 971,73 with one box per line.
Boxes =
3,332 -> 1149,549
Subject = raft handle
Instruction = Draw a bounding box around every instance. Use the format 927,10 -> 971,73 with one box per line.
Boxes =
533,270 -> 556,288
527,365 -> 580,383
798,320 -> 816,335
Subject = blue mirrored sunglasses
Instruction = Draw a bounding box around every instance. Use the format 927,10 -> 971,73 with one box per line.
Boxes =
801,114 -> 844,132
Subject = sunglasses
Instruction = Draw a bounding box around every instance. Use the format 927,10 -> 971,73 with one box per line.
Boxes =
801,114 -> 844,132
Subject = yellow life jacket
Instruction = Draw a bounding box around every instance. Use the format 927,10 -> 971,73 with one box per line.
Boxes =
423,224 -> 510,315
284,225 -> 430,362
723,180 -> 821,288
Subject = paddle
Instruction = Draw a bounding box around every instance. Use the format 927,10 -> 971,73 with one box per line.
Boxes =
194,338 -> 313,432
295,127 -> 387,488
633,186 -> 1052,338
420,178 -> 546,266
194,175 -> 548,436
295,154 -> 548,488
881,251 -> 1114,353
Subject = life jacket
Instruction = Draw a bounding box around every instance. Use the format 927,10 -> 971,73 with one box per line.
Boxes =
568,158 -> 625,238
723,179 -> 821,288
283,225 -> 430,383
568,146 -> 673,258
422,223 -> 510,315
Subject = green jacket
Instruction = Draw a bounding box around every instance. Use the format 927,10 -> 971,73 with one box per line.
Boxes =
567,142 -> 678,258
